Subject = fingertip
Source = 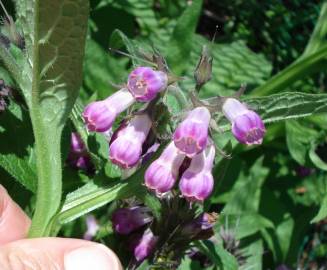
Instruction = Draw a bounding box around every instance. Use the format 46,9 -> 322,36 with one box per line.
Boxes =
0,184 -> 31,245
65,244 -> 122,270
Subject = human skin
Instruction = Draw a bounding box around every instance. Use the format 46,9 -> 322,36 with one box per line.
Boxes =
0,185 -> 122,270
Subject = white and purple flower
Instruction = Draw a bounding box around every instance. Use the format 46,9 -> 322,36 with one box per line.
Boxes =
83,88 -> 135,132
145,141 -> 185,195
173,107 -> 211,157
127,67 -> 168,102
222,98 -> 266,145
179,143 -> 215,202
109,114 -> 152,169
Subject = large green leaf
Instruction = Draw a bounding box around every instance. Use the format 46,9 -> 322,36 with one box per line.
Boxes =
286,120 -> 319,165
83,39 -> 127,100
166,0 -> 203,74
8,0 -> 90,237
0,102 -> 37,192
223,157 -> 269,214
181,37 -> 272,97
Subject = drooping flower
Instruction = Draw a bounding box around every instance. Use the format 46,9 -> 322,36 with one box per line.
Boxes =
145,141 -> 185,195
112,206 -> 153,235
83,88 -> 135,132
173,106 -> 211,157
130,228 -> 158,262
179,143 -> 215,202
127,67 -> 168,102
109,114 -> 152,169
222,98 -> 265,145
83,215 -> 99,241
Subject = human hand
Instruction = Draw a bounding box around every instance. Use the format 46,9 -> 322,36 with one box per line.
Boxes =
0,185 -> 122,269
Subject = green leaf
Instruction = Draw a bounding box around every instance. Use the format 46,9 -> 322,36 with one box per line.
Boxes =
50,145 -> 165,232
312,194 -> 327,223
110,29 -> 146,66
111,0 -> 158,34
166,0 -> 203,74
181,38 -> 272,97
244,92 -> 327,125
240,239 -> 263,270
196,240 -> 238,270
0,102 -> 37,192
309,143 -> 327,171
286,120 -> 319,165
223,157 -> 269,214
83,39 -> 126,99
136,190 -> 162,221
215,92 -> 327,134
20,0 -> 90,237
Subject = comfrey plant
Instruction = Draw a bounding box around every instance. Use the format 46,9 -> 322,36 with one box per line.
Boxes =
1,1 -> 327,269
81,52 -> 266,266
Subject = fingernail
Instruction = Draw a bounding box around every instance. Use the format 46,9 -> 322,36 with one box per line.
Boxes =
64,244 -> 122,270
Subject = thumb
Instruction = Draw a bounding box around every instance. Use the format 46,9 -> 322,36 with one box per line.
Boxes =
0,237 -> 122,270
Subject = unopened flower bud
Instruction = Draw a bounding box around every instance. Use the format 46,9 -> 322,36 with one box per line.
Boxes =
83,88 -> 135,132
130,228 -> 158,262
83,215 -> 99,240
182,212 -> 217,239
222,98 -> 266,145
67,132 -> 93,172
70,132 -> 86,154
173,107 -> 211,157
179,144 -> 215,202
127,67 -> 168,102
194,45 -> 213,90
109,114 -> 152,169
145,141 -> 185,194
112,206 -> 152,235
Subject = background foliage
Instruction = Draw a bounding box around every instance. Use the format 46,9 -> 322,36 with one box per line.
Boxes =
1,0 -> 327,269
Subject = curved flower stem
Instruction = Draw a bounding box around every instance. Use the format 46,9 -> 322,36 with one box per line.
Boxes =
251,44 -> 327,97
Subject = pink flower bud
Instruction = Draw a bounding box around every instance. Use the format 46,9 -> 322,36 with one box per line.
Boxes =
112,206 -> 152,235
83,88 -> 135,132
145,141 -> 185,194
179,144 -> 215,202
109,114 -> 152,169
67,133 -> 93,172
127,67 -> 168,102
83,215 -> 99,240
173,107 -> 211,157
70,132 -> 86,154
130,228 -> 158,262
222,98 -> 266,145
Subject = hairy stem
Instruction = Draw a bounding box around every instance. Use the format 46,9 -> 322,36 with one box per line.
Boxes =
28,0 -> 62,237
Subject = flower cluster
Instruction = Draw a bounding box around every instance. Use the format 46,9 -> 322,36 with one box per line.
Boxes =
145,106 -> 215,202
82,66 -> 266,203
112,206 -> 157,262
83,67 -> 168,168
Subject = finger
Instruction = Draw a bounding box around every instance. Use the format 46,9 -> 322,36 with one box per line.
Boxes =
0,185 -> 31,245
0,237 -> 122,270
